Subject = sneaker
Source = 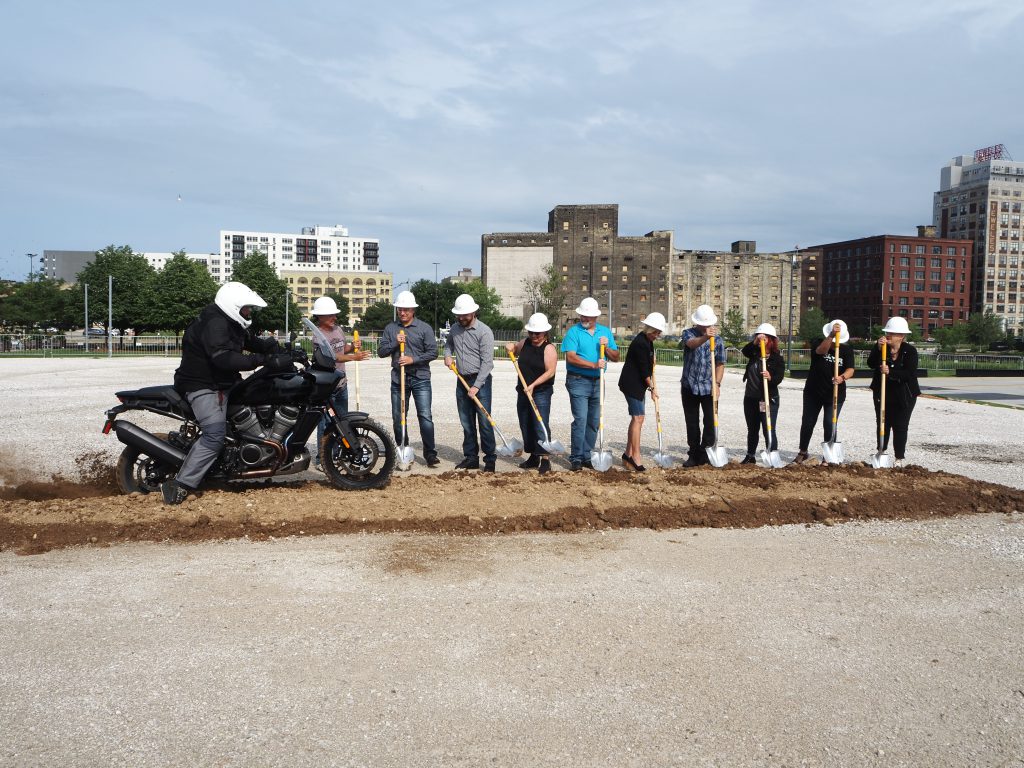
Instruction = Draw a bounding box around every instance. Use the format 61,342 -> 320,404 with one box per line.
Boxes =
581,460 -> 594,470
894,458 -> 904,468
538,458 -> 551,475
519,455 -> 540,469
314,460 -> 323,472
483,461 -> 496,473
741,454 -> 756,465
682,456 -> 699,468
793,451 -> 810,464
455,457 -> 480,470
426,455 -> 441,468
161,480 -> 189,506
570,461 -> 583,472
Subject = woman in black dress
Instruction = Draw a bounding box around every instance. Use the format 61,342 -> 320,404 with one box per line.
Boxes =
868,316 -> 921,468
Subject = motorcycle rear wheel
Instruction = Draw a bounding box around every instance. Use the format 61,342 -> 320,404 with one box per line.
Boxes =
115,442 -> 176,495
321,418 -> 396,490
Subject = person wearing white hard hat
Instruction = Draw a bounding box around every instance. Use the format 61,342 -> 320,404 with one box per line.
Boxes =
310,296 -> 370,470
560,296 -> 620,471
794,319 -> 856,463
506,313 -> 558,475
444,293 -> 497,471
163,281 -> 287,504
739,323 -> 785,463
378,290 -> 439,467
617,312 -> 667,471
679,304 -> 726,467
867,316 -> 921,468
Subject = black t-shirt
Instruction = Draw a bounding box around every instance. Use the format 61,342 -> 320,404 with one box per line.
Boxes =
804,338 -> 855,403
618,332 -> 655,400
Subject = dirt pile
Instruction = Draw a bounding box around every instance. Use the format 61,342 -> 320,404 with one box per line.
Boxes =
2,458 -> 1022,555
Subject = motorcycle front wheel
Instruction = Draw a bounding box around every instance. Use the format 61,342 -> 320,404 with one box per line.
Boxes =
115,441 -> 176,495
321,418 -> 396,491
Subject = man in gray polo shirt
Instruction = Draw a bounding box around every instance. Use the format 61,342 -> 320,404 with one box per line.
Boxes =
444,293 -> 496,471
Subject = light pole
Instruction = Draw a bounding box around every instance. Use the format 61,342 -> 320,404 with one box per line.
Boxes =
787,249 -> 797,373
107,274 -> 113,359
432,262 -> 440,334
285,289 -> 290,338
84,283 -> 89,352
26,253 -> 37,281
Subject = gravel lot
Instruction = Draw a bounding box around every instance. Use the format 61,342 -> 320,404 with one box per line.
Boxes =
1,358 -> 1023,767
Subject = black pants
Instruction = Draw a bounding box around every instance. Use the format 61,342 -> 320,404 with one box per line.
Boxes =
744,396 -> 779,454
681,385 -> 715,458
872,394 -> 917,459
798,391 -> 844,452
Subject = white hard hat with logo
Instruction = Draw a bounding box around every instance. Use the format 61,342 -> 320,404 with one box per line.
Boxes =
451,293 -> 480,315
691,305 -> 718,326
394,290 -> 418,308
642,312 -> 667,333
574,297 -> 601,317
311,296 -> 340,316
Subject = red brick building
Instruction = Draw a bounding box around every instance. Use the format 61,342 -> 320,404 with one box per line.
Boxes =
813,229 -> 972,338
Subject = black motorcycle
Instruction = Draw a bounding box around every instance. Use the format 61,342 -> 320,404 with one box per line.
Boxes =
103,319 -> 395,494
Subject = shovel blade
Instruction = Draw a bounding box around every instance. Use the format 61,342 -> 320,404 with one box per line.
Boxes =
821,440 -> 844,465
397,445 -> 415,469
591,450 -> 614,472
652,451 -> 674,469
539,439 -> 566,455
705,445 -> 728,468
760,449 -> 785,469
871,452 -> 893,469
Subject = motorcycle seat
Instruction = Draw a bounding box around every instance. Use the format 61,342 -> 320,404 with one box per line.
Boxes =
115,385 -> 189,411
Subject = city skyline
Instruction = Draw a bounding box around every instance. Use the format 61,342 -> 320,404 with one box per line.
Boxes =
1,1 -> 1022,283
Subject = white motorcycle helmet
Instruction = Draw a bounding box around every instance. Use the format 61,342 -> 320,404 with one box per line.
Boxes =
215,282 -> 267,329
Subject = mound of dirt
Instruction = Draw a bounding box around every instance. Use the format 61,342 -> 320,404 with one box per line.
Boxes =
2,459 -> 1022,555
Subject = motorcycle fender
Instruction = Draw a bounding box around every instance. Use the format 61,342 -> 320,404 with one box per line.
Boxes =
329,410 -> 368,450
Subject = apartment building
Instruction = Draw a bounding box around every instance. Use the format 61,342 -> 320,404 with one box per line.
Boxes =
934,145 -> 1024,336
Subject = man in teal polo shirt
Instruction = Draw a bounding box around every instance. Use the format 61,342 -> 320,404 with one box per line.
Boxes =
561,297 -> 620,470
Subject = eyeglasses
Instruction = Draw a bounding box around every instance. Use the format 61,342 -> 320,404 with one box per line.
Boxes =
527,331 -> 545,336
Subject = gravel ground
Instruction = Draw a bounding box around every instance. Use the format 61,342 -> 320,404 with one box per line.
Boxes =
1,358 -> 1023,767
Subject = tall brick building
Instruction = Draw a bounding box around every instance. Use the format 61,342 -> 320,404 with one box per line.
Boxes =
813,228 -> 972,337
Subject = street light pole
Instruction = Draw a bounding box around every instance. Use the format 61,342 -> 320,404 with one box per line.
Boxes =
84,283 -> 89,353
787,250 -> 797,373
26,253 -> 37,281
433,262 -> 440,334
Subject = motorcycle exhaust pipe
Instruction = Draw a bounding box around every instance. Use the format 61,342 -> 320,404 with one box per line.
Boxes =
113,421 -> 187,468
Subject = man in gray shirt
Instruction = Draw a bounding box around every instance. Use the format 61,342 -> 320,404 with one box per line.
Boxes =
444,293 -> 496,471
378,290 -> 439,467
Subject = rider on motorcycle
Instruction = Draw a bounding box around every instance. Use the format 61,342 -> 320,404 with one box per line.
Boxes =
162,281 -> 289,505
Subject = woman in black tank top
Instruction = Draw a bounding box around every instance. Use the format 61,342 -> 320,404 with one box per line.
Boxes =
506,313 -> 559,474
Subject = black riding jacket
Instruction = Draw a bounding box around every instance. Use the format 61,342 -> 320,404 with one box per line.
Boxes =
173,304 -> 278,394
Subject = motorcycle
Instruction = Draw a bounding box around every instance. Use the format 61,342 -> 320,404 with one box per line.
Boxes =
103,318 -> 395,495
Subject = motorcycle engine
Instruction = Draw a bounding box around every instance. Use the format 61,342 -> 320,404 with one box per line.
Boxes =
228,405 -> 292,468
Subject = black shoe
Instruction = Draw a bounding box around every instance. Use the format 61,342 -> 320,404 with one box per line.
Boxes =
538,458 -> 551,475
519,454 -> 540,469
581,460 -> 594,470
483,461 -> 496,473
571,461 -> 583,472
634,463 -> 646,472
455,457 -> 480,470
426,455 -> 441,468
682,457 -> 699,468
741,454 -> 756,465
161,480 -> 189,506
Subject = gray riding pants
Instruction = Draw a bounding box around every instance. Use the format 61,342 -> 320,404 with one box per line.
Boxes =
175,389 -> 229,490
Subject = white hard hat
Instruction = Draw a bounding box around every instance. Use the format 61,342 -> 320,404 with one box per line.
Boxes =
883,316 -> 911,335
754,322 -> 777,338
641,312 -> 667,333
574,297 -> 601,317
215,282 -> 266,329
524,313 -> 552,333
394,290 -> 418,308
822,319 -> 850,344
451,293 -> 480,315
691,304 -> 718,326
311,296 -> 340,316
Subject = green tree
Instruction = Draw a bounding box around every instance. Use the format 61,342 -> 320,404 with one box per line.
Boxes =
321,293 -> 351,325
720,308 -> 747,348
230,252 -> 299,334
933,322 -> 968,351
355,300 -> 395,331
0,277 -> 71,329
798,307 -> 827,346
966,310 -> 1003,347
521,264 -> 569,324
149,251 -> 219,336
69,245 -> 157,331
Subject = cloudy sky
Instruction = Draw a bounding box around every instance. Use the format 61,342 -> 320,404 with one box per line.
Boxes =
1,0 -> 1022,283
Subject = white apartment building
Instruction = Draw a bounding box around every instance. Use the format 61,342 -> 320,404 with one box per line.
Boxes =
934,146 -> 1024,336
142,252 -> 225,278
219,224 -> 381,281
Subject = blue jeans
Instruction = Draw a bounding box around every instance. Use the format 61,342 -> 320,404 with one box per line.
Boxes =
390,374 -> 437,460
565,373 -> 601,464
315,382 -> 349,462
455,375 -> 496,463
516,387 -> 553,456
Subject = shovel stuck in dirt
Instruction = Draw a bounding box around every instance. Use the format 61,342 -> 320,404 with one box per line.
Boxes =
509,349 -> 565,455
450,362 -> 523,458
352,330 -> 361,412
650,358 -> 673,469
758,338 -> 785,469
396,340 -> 415,470
871,341 -> 894,469
705,335 -> 729,468
821,330 -> 845,465
590,344 -> 614,472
